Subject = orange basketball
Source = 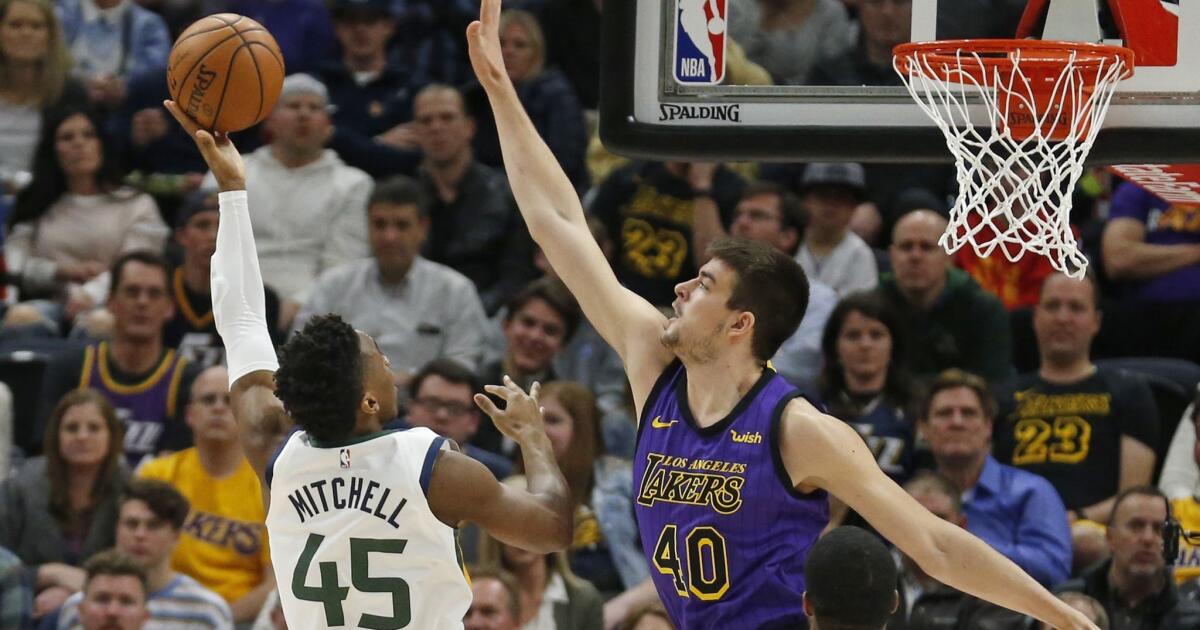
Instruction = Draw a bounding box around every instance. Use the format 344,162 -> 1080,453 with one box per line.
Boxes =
167,14 -> 285,133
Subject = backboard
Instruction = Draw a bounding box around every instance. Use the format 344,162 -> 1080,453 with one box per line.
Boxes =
598,0 -> 1200,163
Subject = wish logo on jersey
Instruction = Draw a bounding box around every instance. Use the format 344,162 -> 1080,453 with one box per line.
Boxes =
674,0 -> 727,84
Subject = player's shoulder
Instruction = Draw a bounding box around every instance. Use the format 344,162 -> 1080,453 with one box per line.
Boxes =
779,398 -> 856,444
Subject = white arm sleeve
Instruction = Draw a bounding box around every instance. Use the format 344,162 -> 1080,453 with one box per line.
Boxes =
213,190 -> 279,388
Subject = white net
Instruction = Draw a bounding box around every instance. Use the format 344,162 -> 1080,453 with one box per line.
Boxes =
894,43 -> 1132,278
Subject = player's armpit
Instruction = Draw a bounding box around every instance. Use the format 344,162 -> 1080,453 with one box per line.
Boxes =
777,403 -> 1095,630
231,370 -> 292,488
425,449 -> 572,554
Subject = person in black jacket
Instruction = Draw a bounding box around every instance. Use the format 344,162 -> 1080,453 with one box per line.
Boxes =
1056,486 -> 1200,630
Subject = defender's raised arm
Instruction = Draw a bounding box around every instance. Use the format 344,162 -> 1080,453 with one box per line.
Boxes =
466,0 -> 672,405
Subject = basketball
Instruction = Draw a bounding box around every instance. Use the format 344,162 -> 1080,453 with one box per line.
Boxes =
167,14 -> 285,133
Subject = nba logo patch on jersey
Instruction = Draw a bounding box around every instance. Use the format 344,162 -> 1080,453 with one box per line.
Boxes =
339,448 -> 351,469
673,0 -> 727,85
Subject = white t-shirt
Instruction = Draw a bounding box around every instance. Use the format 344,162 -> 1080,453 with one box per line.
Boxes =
796,232 -> 879,296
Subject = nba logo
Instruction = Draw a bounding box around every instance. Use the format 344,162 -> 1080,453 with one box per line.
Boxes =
339,448 -> 351,469
674,0 -> 727,85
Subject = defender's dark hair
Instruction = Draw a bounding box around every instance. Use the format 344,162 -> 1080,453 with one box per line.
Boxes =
504,277 -> 581,342
122,478 -> 190,530
818,291 -> 913,411
707,237 -> 809,363
275,314 -> 363,442
368,175 -> 429,218
804,526 -> 897,630
83,549 -> 148,597
109,250 -> 170,298
409,358 -> 481,399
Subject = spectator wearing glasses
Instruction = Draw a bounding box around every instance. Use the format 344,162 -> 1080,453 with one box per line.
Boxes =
138,366 -> 273,625
386,359 -> 512,480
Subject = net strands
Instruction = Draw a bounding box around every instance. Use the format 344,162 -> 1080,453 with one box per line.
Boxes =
894,42 -> 1132,278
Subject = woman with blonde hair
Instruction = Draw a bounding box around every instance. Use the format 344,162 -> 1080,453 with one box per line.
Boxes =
0,388 -> 128,617
478,475 -> 603,630
0,0 -> 84,192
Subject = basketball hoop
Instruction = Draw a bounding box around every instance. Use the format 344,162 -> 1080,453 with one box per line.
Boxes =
894,39 -> 1134,278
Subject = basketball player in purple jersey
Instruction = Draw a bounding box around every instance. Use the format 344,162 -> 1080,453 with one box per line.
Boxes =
466,1 -> 1097,629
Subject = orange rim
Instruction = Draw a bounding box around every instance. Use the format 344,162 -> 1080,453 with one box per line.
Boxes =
894,39 -> 1135,83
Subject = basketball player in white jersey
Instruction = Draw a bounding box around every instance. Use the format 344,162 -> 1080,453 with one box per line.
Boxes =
163,100 -> 574,630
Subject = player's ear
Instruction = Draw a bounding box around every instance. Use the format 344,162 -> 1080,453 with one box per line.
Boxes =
361,393 -> 380,415
728,310 -> 754,337
801,592 -> 813,616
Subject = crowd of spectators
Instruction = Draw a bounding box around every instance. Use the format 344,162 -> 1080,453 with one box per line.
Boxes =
2,0 -> 1200,628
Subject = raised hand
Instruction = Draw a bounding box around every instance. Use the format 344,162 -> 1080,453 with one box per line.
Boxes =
474,376 -> 546,444
466,0 -> 510,92
162,99 -> 246,192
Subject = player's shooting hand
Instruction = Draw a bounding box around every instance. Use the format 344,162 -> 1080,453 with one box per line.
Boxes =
474,376 -> 545,444
162,99 -> 246,192
466,0 -> 510,91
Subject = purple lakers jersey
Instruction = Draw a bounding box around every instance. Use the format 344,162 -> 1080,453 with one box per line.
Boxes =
633,361 -> 829,629
80,342 -> 189,468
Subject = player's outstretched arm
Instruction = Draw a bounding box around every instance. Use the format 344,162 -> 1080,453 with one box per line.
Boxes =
165,100 -> 292,499
427,378 -> 573,553
466,0 -> 669,376
778,402 -> 1099,630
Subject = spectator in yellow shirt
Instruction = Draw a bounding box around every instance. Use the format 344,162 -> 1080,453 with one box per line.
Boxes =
139,365 -> 274,623
1170,401 -> 1200,586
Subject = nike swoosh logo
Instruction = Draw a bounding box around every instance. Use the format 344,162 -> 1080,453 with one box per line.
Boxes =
651,416 -> 678,429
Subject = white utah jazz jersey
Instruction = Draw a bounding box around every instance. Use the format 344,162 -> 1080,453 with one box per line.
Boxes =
266,427 -> 469,630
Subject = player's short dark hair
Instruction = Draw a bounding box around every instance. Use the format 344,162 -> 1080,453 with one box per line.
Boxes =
83,549 -> 148,597
504,277 -> 581,342
1106,485 -> 1170,528
918,369 -> 998,423
275,314 -> 363,443
707,237 -> 809,362
368,175 -> 428,218
804,526 -> 897,629
122,478 -> 190,530
741,180 -> 806,235
109,250 -> 170,297
409,358 -> 480,399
